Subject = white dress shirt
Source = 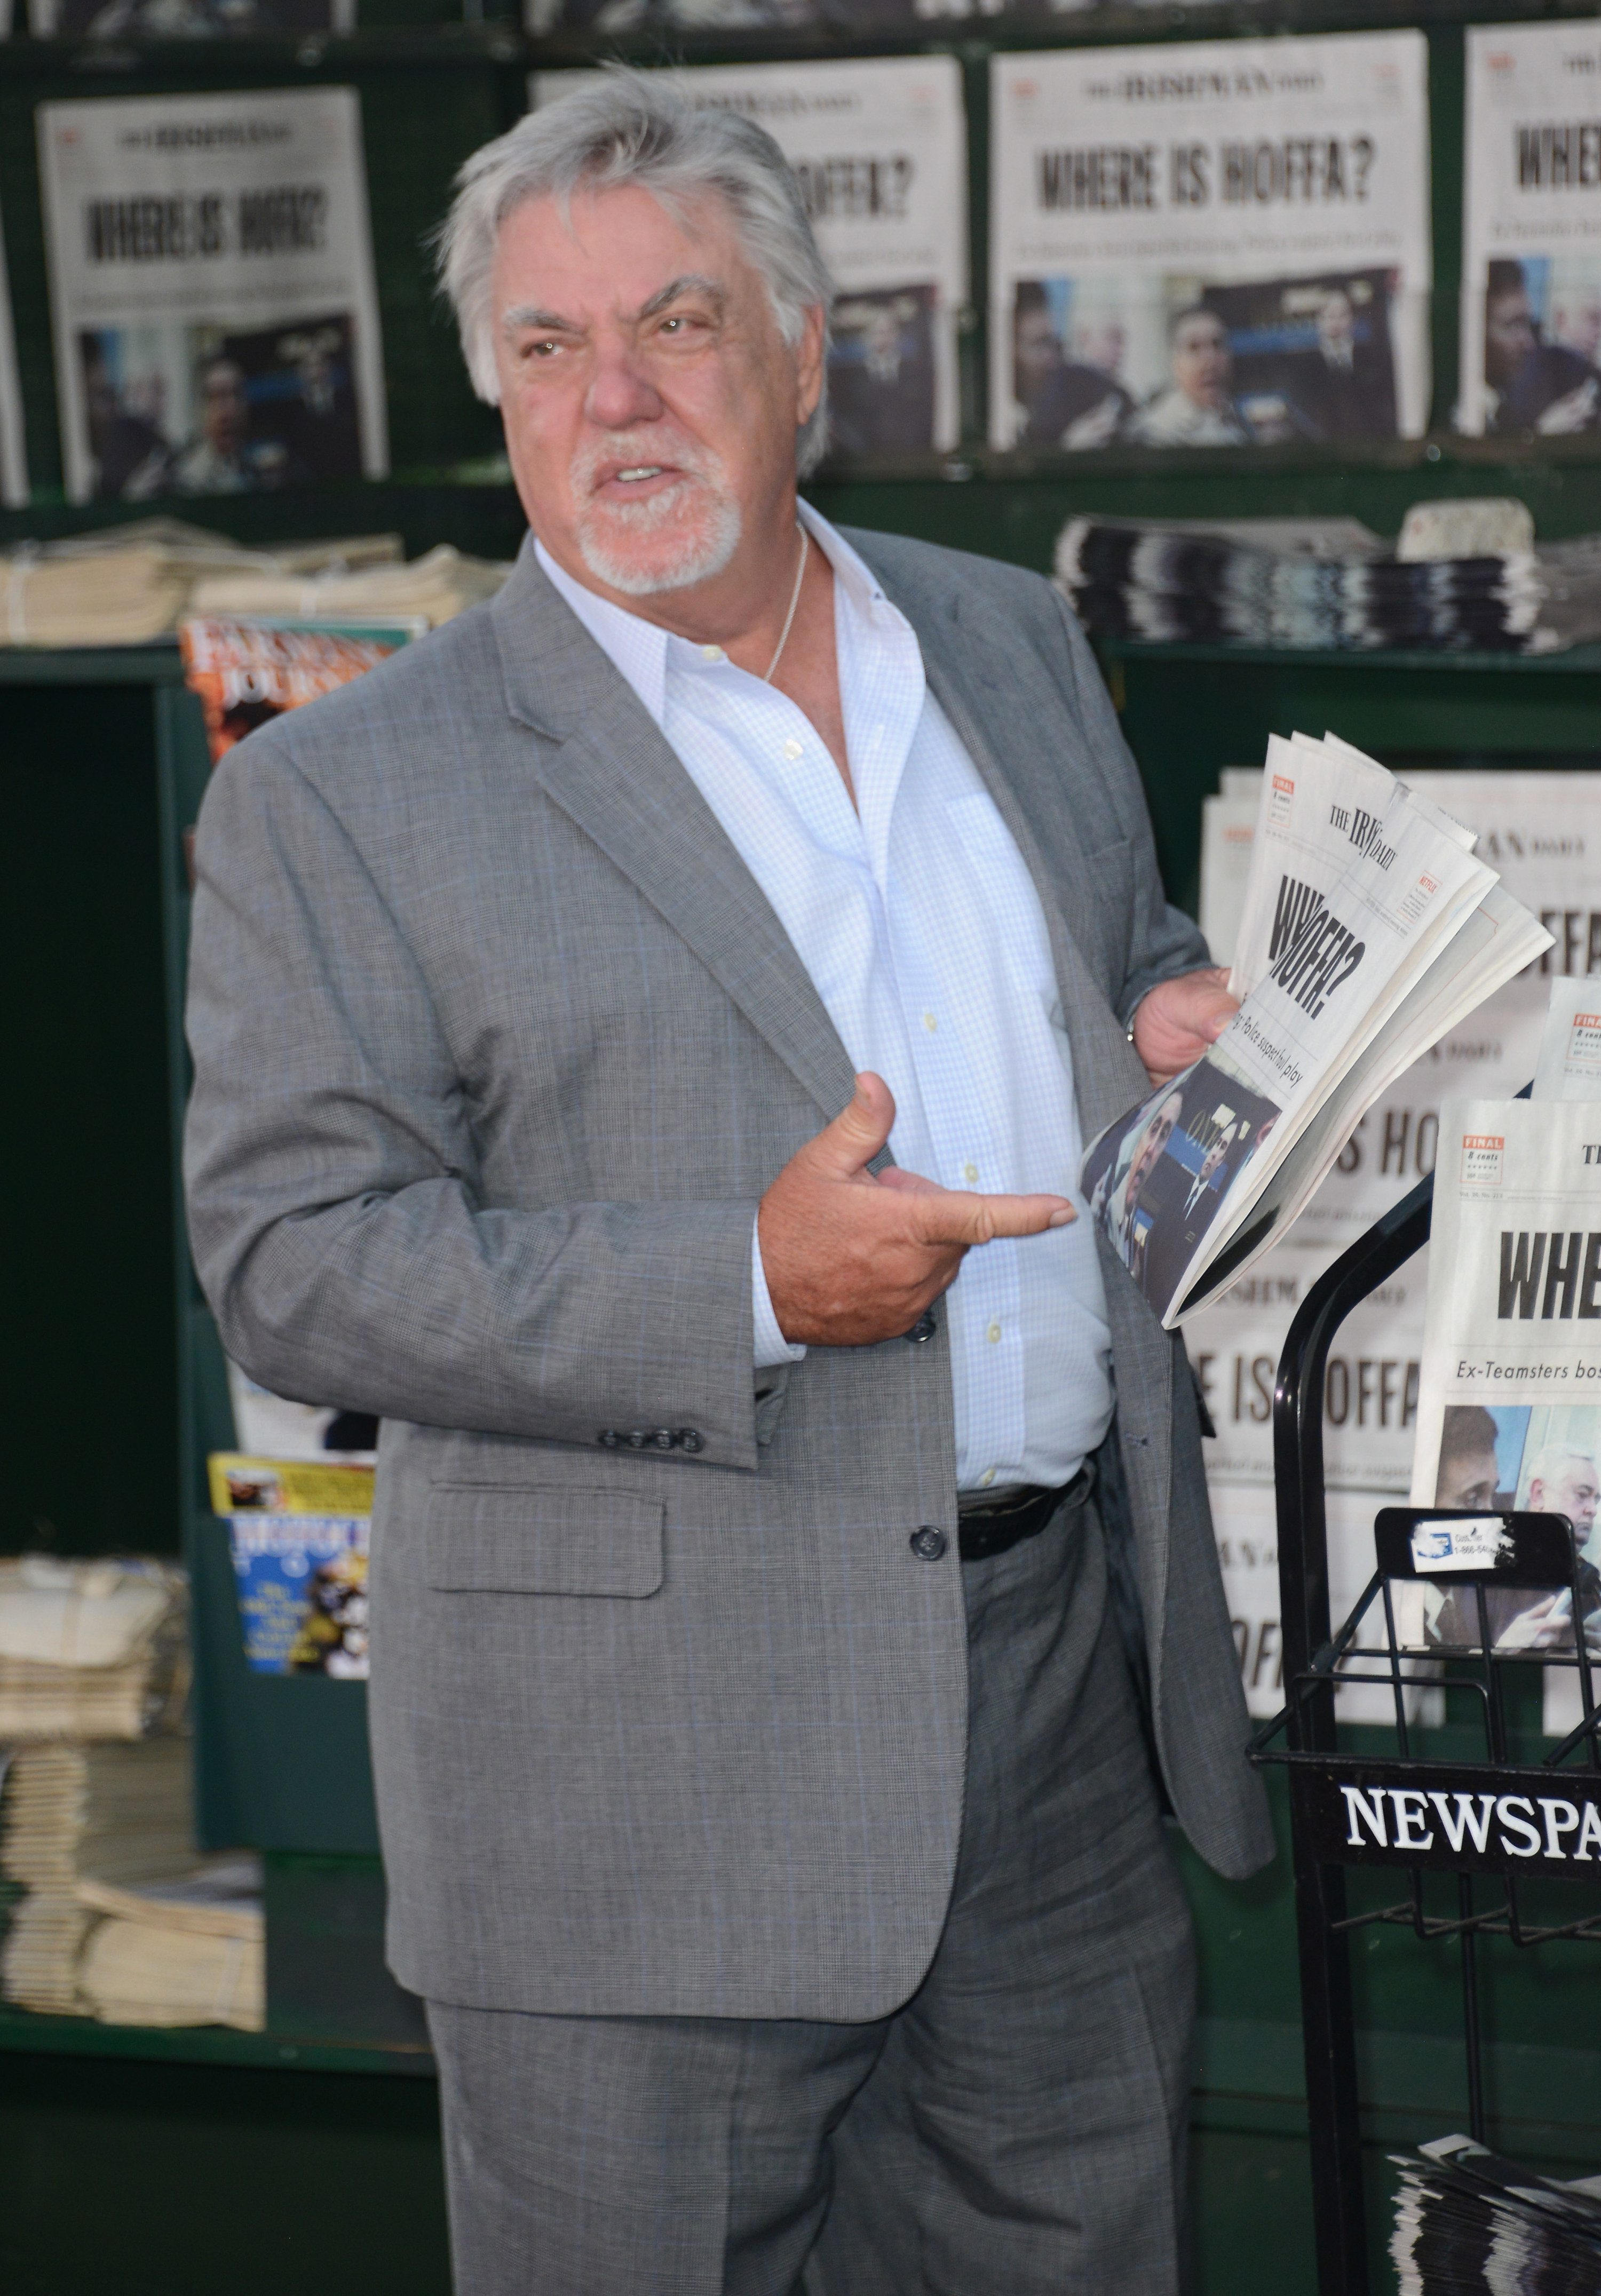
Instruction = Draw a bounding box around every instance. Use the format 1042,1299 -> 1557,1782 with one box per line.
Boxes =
536,509 -> 1114,1492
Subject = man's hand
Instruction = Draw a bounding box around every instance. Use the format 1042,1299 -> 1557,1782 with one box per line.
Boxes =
759,1073 -> 1075,1347
1536,377 -> 1600,436
1132,965 -> 1239,1087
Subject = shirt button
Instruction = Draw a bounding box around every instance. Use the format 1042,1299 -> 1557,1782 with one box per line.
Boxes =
923,1012 -> 938,1032
979,1467 -> 996,1488
987,1321 -> 1002,1345
909,1526 -> 948,1562
962,1163 -> 978,1184
701,644 -> 723,661
782,737 -> 803,760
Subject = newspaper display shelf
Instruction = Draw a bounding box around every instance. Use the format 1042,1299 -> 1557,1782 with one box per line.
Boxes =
1255,1134 -> 1601,2294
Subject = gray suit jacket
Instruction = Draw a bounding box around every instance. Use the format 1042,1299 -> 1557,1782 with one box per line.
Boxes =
184,528 -> 1273,2022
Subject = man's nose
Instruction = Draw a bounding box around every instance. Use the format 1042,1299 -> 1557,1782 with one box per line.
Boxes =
585,343 -> 665,430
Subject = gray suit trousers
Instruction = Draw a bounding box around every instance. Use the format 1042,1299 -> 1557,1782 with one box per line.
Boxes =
426,1493 -> 1195,2295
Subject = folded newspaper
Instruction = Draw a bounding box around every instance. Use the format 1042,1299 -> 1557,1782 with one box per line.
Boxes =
1081,733 -> 1552,1327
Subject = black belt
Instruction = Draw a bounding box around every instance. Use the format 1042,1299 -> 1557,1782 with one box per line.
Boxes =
956,1459 -> 1094,1563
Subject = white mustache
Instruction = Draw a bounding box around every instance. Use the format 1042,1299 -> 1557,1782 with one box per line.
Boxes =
572,426 -> 722,501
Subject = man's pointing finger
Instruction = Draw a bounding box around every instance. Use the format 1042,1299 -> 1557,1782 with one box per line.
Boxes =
914,1189 -> 1077,1247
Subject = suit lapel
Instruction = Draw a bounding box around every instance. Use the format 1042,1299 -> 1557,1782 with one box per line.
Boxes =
492,547 -> 858,1125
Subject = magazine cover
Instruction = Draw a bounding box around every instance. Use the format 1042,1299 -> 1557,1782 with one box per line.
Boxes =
989,33 -> 1432,451
208,1452 -> 373,1515
179,616 -> 423,763
37,88 -> 387,504
227,1513 -> 369,1677
531,57 -> 967,459
1461,21 -> 1601,439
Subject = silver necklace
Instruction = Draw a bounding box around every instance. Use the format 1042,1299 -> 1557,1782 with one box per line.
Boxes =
762,525 -> 809,684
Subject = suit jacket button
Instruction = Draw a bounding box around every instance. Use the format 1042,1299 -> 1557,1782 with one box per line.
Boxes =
906,1312 -> 936,1344
650,1428 -> 677,1450
678,1429 -> 704,1455
597,1431 -> 619,1448
625,1430 -> 649,1449
909,1526 -> 947,1561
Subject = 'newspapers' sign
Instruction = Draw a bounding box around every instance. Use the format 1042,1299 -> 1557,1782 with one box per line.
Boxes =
1295,1757 -> 1601,1874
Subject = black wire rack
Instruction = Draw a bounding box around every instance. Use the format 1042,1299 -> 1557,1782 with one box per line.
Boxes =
1249,1161 -> 1601,2296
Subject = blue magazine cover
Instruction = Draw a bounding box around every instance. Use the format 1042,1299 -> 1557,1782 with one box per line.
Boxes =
227,1513 -> 369,1678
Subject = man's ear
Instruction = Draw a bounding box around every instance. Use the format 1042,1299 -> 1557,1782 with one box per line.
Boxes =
795,302 -> 828,428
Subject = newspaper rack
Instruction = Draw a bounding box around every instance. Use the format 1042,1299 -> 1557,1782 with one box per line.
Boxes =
1250,1160 -> 1601,2296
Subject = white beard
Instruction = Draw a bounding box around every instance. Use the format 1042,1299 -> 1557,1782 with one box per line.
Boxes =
571,432 -> 743,598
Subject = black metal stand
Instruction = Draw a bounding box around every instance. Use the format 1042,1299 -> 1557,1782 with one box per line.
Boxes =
1253,1166 -> 1601,2296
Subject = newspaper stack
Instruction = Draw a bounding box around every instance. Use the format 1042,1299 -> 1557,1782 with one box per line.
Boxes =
1083,733 -> 1552,1328
1053,515 -> 1601,655
0,520 -> 402,648
0,1736 -> 194,2014
189,542 -> 510,631
76,1860 -> 264,2032
0,1556 -> 188,1741
1390,2135 -> 1601,2293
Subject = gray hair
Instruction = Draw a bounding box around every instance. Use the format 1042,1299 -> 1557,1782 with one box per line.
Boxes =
1524,1443 -> 1600,1498
435,67 -> 835,477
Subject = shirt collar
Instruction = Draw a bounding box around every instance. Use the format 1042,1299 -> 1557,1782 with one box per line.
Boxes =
533,500 -> 894,731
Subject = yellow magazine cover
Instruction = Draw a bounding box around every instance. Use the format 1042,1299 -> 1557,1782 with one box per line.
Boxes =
207,1453 -> 374,1518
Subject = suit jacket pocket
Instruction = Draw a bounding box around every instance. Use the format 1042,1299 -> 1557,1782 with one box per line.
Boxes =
425,1485 -> 664,1598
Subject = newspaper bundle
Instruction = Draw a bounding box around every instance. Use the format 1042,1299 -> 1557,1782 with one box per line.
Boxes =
1082,734 -> 1551,1328
1461,20 -> 1601,442
37,88 -> 386,505
1053,511 -> 1601,655
988,33 -> 1432,452
1390,2134 -> 1601,2295
531,58 -> 967,461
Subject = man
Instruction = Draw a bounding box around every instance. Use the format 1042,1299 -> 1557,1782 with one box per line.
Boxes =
185,72 -> 1271,2295
826,297 -> 935,459
83,341 -> 171,501
1126,305 -> 1256,448
1428,1426 -> 1599,1653
1111,1089 -> 1184,1270
1483,258 -> 1601,437
1290,287 -> 1396,443
1431,1404 -> 1503,1516
172,352 -> 301,493
1010,280 -> 1130,450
